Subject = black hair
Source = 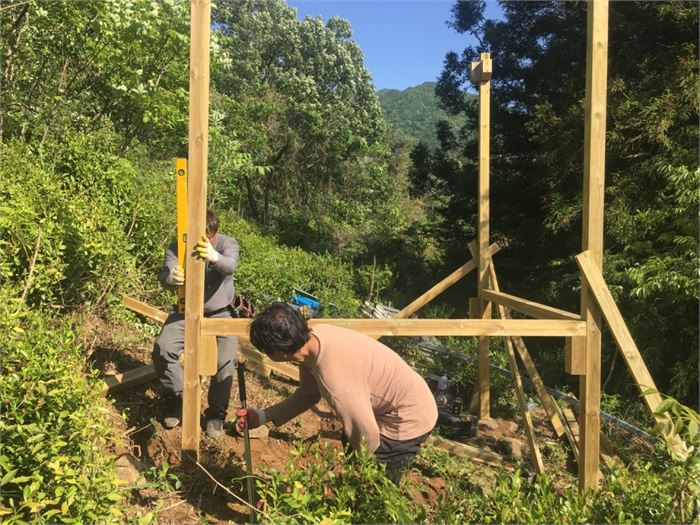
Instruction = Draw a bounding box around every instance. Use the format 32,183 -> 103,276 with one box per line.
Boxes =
249,302 -> 310,356
206,209 -> 219,236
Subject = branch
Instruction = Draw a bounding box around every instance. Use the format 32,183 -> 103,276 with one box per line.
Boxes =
20,228 -> 43,304
194,460 -> 271,521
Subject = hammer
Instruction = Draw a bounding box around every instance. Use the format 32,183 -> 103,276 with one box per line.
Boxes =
236,363 -> 257,524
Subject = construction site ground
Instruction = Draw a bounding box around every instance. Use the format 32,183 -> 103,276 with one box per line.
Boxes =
85,313 -> 647,524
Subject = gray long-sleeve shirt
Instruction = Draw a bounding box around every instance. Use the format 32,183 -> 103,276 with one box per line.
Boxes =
158,233 -> 240,314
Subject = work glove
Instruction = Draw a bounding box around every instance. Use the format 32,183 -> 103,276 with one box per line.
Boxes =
236,407 -> 267,433
195,235 -> 220,263
165,265 -> 185,286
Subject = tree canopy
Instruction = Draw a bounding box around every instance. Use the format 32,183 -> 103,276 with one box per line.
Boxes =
425,0 -> 699,404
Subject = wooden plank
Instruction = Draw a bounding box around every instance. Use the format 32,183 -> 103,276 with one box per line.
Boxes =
393,242 -> 502,320
475,52 -> 492,422
503,332 -> 545,474
564,408 -> 580,440
427,436 -> 503,467
555,399 -> 579,461
468,240 -> 566,437
576,251 -> 663,411
201,317 -> 587,338
485,275 -> 544,473
121,295 -> 168,324
182,0 -> 212,464
511,335 -> 567,437
475,299 -> 491,420
199,335 -> 217,376
468,243 -> 544,472
579,0 -> 609,492
480,289 -> 580,321
239,345 -> 300,381
467,298 -> 486,416
102,364 -> 157,395
176,158 -> 188,315
565,405 -> 615,460
565,336 -> 586,375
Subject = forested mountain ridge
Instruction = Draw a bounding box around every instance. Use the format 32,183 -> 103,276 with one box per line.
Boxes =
377,82 -> 468,147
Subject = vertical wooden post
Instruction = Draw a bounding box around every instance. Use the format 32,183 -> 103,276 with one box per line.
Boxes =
467,298 -> 483,414
182,0 -> 211,464
579,0 -> 608,492
470,52 -> 493,419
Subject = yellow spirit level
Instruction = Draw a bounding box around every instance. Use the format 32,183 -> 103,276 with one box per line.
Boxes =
176,158 -> 188,314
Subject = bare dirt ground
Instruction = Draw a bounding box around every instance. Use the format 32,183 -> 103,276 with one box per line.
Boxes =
85,314 -> 576,524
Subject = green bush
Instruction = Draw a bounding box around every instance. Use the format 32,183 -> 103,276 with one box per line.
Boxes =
255,440 -> 421,524
0,138 -> 173,310
430,400 -> 700,524
0,292 -> 123,523
220,215 -> 361,317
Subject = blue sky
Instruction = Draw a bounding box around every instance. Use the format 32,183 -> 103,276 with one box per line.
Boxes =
286,0 -> 502,91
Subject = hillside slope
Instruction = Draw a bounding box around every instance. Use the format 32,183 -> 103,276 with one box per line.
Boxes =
377,81 -> 468,147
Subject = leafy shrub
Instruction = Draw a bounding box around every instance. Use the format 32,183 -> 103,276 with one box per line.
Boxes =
464,471 -> 589,524
255,440 -> 421,524
220,215 -> 361,317
0,291 -> 123,523
0,138 -> 173,310
430,400 -> 700,524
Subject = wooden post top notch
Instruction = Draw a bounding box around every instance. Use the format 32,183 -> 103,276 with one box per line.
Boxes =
470,52 -> 493,83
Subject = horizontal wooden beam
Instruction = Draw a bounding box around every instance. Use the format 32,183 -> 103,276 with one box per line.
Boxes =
239,344 -> 300,381
102,365 -> 157,395
480,289 -> 580,321
122,295 -> 169,323
202,317 -> 586,337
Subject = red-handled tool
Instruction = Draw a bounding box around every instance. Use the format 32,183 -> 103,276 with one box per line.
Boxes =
237,365 -> 256,524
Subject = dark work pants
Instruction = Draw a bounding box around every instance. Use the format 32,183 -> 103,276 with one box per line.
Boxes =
342,431 -> 431,484
152,311 -> 237,420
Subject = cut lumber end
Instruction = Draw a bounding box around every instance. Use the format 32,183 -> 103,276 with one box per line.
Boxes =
102,364 -> 157,396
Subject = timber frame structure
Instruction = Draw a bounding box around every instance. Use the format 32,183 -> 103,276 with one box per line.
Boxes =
114,0 -> 676,492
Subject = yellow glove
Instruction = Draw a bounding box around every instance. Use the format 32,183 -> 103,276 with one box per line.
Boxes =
195,235 -> 220,263
166,265 -> 185,286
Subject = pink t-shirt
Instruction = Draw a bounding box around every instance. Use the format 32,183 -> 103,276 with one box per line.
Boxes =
265,324 -> 438,452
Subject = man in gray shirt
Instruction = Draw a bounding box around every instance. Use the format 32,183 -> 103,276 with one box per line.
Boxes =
152,210 -> 240,440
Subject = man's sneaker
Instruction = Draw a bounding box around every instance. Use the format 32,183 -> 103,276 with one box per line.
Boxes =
163,395 -> 182,429
205,418 -> 225,440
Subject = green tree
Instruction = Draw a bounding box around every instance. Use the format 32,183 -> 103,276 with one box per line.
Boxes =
212,0 -> 396,255
433,1 -> 699,404
1,0 -> 190,155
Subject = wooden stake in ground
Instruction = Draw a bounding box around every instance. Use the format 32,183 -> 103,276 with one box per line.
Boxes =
467,242 -> 544,474
579,0 -> 609,492
182,0 -> 212,464
470,52 -> 493,420
467,242 -> 567,438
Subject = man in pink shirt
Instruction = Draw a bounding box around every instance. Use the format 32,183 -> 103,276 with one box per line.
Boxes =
237,302 -> 438,483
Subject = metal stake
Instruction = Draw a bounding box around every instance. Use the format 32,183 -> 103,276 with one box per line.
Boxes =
237,364 -> 256,524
